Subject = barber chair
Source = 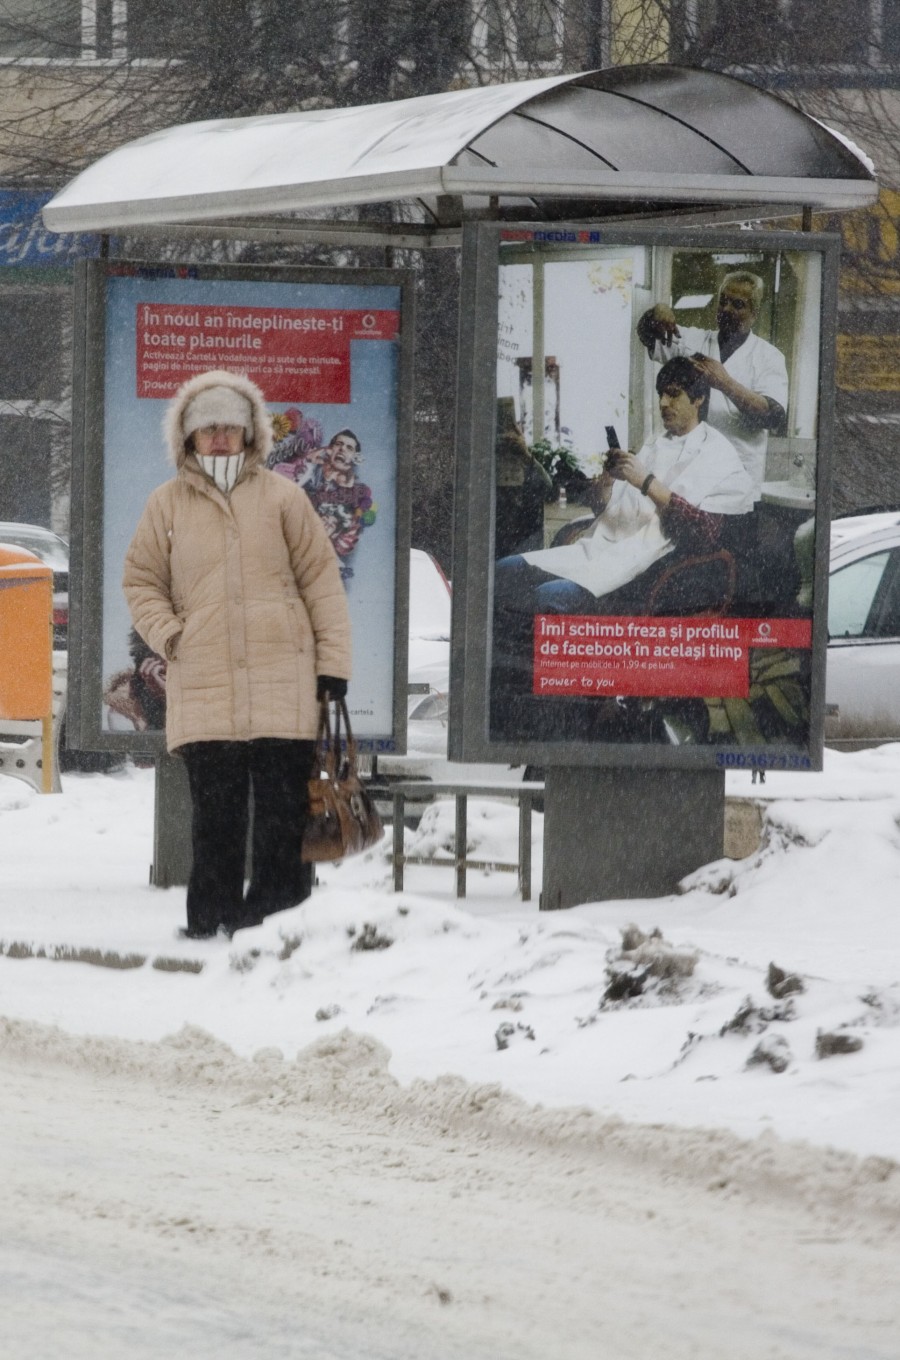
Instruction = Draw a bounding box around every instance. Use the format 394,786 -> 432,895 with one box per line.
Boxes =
549,516 -> 738,618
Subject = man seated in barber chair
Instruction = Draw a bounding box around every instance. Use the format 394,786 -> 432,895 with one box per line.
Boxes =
494,358 -> 755,643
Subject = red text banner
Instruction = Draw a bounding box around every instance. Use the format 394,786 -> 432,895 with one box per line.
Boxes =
135,304 -> 400,401
532,615 -> 812,699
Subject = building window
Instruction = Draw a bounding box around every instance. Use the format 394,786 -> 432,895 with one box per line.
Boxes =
0,0 -> 82,57
0,0 -> 197,62
884,1 -> 900,60
474,0 -> 562,68
683,0 -> 889,69
0,284 -> 70,530
125,0 -> 205,59
0,289 -> 67,400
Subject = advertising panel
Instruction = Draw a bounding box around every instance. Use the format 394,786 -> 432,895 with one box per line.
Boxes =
451,226 -> 839,772
72,261 -> 412,753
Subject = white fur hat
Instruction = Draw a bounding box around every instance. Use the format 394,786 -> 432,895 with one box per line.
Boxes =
182,386 -> 254,440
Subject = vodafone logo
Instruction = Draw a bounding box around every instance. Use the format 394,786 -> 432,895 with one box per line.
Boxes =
743,617 -> 813,651
361,313 -> 377,330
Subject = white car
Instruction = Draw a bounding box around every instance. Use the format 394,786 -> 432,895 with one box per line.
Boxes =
407,547 -> 452,723
826,510 -> 900,748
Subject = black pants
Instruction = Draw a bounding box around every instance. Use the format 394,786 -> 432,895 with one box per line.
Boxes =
179,738 -> 316,936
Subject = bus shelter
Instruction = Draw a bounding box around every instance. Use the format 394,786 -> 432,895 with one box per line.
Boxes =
44,65 -> 878,905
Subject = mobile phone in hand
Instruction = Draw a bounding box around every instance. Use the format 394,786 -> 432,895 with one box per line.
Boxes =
605,425 -> 621,450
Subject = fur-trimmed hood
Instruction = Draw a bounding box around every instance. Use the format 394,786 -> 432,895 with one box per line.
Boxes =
163,369 -> 273,470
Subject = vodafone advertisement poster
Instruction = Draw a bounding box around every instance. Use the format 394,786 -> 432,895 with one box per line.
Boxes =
99,264 -> 407,749
135,302 -> 400,402
532,616 -> 813,701
483,232 -> 831,769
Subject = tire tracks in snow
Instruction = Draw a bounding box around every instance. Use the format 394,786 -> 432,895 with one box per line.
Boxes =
1,1016 -> 898,1360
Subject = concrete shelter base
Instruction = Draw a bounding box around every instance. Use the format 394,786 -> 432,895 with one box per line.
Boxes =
541,766 -> 725,909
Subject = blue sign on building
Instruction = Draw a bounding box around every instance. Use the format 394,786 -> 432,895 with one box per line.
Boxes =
0,190 -> 98,267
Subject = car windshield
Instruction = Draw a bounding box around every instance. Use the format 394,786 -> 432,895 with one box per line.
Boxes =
0,527 -> 68,572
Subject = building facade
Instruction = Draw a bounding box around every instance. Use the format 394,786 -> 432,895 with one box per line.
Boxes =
0,0 -> 897,530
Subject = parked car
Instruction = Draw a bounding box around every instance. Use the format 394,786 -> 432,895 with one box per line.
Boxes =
407,547 -> 452,723
826,509 -> 900,748
0,521 -> 68,647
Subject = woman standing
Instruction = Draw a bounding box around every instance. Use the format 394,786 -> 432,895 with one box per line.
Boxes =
124,369 -> 351,938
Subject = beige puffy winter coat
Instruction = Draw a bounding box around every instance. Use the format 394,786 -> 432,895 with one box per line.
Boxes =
123,370 -> 351,753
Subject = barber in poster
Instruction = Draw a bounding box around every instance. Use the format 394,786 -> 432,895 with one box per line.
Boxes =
637,271 -> 788,501
493,358 -> 753,631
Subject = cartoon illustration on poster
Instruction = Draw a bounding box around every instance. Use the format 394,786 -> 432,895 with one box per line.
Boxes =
99,268 -> 403,747
489,239 -> 821,768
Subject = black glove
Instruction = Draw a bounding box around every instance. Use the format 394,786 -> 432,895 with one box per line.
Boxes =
317,675 -> 348,701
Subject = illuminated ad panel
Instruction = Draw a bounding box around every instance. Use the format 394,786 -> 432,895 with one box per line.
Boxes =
73,261 -> 412,753
451,226 -> 839,772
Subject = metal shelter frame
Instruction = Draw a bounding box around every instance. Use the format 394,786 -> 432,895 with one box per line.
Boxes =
44,65 -> 877,246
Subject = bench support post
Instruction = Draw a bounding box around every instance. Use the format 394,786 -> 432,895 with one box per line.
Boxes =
518,792 -> 533,901
454,793 -> 468,898
392,790 -> 405,891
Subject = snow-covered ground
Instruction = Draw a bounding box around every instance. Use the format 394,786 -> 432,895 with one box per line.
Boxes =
1,747 -> 899,1161
2,748 -> 899,1357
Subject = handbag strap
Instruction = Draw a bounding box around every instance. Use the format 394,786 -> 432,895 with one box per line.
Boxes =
313,696 -> 336,779
336,696 -> 358,774
313,695 -> 358,779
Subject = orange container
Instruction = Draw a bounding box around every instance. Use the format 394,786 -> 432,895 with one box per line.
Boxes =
0,544 -> 53,720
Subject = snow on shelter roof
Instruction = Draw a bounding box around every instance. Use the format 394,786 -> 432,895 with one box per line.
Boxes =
43,66 -> 877,238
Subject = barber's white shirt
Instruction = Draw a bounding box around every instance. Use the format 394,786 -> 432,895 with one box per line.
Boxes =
652,327 -> 788,500
522,422 -> 753,598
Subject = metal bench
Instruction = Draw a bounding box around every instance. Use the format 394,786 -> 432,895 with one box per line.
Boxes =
390,780 -> 544,900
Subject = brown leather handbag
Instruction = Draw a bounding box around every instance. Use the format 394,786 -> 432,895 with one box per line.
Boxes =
301,697 -> 384,863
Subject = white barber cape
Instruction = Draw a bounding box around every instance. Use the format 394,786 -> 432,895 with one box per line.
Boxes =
652,327 -> 788,499
522,422 -> 753,599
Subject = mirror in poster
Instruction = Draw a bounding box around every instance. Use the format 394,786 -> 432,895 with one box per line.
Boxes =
488,238 -> 823,764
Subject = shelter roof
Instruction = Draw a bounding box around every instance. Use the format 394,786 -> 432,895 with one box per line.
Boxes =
43,66 -> 877,243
